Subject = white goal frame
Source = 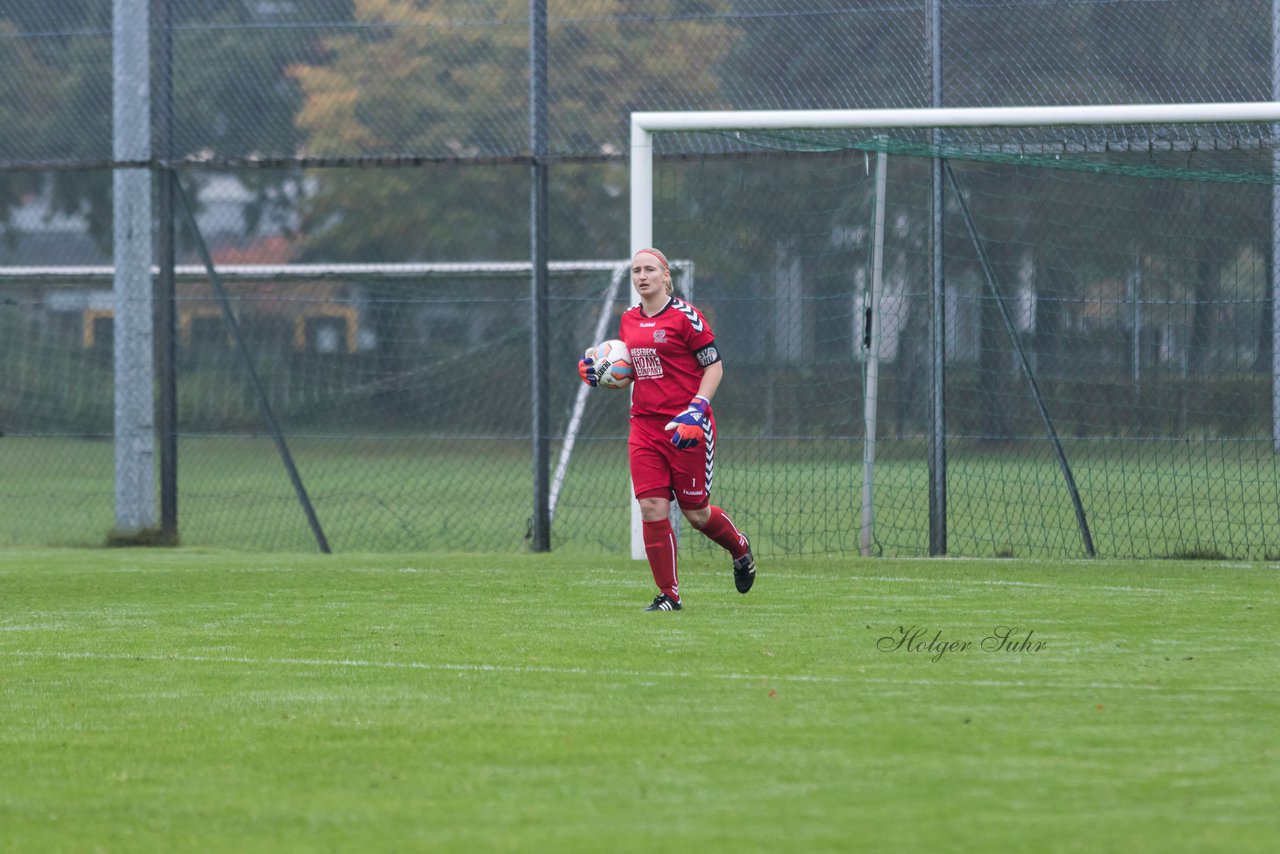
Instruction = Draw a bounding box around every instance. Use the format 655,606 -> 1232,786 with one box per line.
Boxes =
631,102 -> 1280,559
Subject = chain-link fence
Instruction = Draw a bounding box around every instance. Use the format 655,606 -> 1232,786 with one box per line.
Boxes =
2,2 -> 1279,556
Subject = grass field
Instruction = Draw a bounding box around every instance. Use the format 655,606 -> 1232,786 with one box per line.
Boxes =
2,548 -> 1277,852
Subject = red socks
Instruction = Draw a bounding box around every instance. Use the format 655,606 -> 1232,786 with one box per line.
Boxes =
642,518 -> 679,601
644,508 -> 747,601
698,505 -> 749,558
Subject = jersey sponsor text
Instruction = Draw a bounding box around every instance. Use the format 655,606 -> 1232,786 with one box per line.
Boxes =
632,347 -> 663,379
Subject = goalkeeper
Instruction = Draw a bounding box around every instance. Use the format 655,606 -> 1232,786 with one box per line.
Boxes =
579,247 -> 755,612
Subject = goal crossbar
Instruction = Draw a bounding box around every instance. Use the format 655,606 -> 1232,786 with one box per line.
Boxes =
632,102 -> 1280,135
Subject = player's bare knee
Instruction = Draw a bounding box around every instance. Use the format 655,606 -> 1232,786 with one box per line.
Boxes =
682,506 -> 711,529
638,497 -> 669,521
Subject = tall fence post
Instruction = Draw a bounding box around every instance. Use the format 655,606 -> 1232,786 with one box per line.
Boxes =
112,0 -> 157,537
927,0 -> 948,555
153,0 -> 178,543
528,0 -> 551,551
1272,0 -> 1280,453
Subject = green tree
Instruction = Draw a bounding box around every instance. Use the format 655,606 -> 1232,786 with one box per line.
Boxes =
0,1 -> 347,252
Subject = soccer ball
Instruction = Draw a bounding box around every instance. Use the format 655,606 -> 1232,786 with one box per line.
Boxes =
589,339 -> 634,390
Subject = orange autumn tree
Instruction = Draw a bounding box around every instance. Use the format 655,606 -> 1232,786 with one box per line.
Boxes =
287,0 -> 738,261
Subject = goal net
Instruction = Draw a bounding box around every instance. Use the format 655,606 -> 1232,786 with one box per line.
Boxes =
633,104 -> 1280,560
0,261 -> 656,553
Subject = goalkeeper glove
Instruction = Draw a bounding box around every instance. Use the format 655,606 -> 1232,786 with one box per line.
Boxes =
578,348 -> 599,387
665,395 -> 711,449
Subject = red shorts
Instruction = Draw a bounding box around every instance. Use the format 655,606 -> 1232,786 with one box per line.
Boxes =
628,414 -> 716,510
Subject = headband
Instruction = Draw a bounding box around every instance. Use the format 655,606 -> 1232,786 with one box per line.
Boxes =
633,248 -> 670,272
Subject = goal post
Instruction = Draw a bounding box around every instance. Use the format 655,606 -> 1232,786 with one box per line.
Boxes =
632,102 -> 1280,560
861,147 -> 888,557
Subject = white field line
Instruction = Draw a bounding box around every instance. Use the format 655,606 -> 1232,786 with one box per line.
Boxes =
865,575 -> 1280,598
2,649 -> 1275,694
0,649 -> 840,683
867,576 -> 1181,594
10,563 -> 1257,598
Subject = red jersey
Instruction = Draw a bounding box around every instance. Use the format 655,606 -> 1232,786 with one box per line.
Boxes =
618,297 -> 720,418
